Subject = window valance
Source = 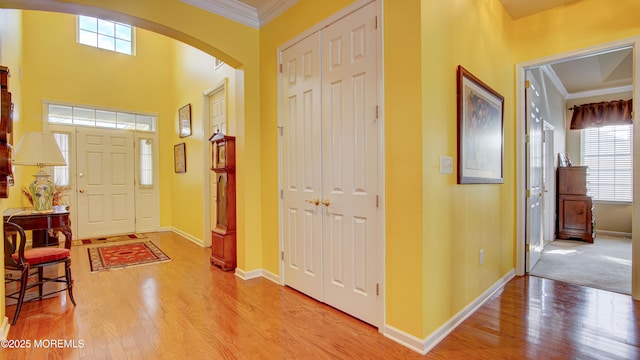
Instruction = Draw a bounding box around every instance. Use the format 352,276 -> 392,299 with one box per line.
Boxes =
569,99 -> 633,130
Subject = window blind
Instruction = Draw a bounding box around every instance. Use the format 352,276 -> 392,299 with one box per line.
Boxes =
580,124 -> 633,202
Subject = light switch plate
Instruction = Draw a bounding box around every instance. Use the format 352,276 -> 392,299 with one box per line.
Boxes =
440,156 -> 453,174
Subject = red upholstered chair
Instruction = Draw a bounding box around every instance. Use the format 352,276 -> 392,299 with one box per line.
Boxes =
4,221 -> 76,325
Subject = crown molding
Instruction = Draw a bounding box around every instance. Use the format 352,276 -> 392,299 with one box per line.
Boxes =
540,64 -> 569,99
566,85 -> 633,100
181,0 -> 298,29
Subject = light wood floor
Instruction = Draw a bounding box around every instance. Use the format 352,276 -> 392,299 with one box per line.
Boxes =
4,231 -> 640,359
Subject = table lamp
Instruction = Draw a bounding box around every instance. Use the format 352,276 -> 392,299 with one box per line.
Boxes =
13,132 -> 67,212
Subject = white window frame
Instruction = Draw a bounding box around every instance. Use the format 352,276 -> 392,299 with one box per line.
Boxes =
580,124 -> 633,203
77,15 -> 135,55
46,102 -> 156,132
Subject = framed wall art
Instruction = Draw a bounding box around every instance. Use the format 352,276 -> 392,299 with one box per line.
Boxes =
456,65 -> 504,184
174,142 -> 186,173
179,103 -> 192,138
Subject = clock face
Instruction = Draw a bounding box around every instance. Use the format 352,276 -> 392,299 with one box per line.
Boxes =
217,143 -> 226,168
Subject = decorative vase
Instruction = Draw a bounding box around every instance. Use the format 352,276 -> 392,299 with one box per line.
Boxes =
29,173 -> 55,212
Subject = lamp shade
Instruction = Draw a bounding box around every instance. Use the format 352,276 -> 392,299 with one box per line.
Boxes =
13,132 -> 67,167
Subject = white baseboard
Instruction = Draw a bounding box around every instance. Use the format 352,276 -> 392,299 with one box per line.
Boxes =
234,266 -> 515,355
1,316 -> 9,340
384,269 -> 516,354
170,227 -> 205,247
235,268 -> 281,284
595,230 -> 632,238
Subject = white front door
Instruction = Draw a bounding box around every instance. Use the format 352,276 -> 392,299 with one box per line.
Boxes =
525,72 -> 544,272
76,127 -> 135,238
321,2 -> 379,326
281,2 -> 380,326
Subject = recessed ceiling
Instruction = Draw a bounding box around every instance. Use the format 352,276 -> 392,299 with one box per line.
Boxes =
549,48 -> 633,95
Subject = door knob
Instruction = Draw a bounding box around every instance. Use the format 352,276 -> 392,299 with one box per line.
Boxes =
321,199 -> 330,207
305,198 -> 319,206
79,189 -> 85,193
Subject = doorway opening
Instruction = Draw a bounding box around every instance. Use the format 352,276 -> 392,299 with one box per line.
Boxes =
517,40 -> 636,297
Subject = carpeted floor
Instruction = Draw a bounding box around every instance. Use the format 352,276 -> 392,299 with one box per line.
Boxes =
530,235 -> 631,294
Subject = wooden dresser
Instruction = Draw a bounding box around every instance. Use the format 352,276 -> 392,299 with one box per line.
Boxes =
557,166 -> 594,243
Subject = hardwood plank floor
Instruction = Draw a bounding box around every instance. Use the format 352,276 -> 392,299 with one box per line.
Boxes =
4,231 -> 640,359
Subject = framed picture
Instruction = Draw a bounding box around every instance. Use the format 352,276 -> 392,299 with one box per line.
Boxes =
174,142 -> 186,173
179,104 -> 191,138
456,65 -> 504,184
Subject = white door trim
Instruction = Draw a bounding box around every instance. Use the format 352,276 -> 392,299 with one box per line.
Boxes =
42,103 -> 160,238
202,78 -> 229,248
515,37 -> 639,300
276,0 -> 385,328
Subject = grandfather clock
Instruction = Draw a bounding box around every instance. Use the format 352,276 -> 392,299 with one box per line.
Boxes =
209,134 -> 236,271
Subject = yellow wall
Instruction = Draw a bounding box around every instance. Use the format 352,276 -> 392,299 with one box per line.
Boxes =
171,41 -> 237,240
385,0 -> 424,336
419,0 -> 515,337
513,0 -> 640,63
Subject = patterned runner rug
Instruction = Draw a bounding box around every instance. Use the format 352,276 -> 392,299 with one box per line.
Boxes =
73,233 -> 147,246
88,241 -> 171,272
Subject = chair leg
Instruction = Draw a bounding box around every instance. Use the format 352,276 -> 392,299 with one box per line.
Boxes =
11,266 -> 30,325
65,259 -> 76,306
37,266 -> 44,298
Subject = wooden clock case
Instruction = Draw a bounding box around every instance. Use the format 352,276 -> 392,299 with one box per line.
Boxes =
209,134 -> 236,271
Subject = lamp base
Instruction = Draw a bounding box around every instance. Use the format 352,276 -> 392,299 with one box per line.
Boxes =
29,171 -> 55,212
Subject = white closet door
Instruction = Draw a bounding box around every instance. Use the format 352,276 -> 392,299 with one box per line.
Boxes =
280,2 -> 380,327
321,1 -> 380,326
282,31 -> 324,300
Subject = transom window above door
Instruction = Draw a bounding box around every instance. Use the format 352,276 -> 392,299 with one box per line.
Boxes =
47,103 -> 156,132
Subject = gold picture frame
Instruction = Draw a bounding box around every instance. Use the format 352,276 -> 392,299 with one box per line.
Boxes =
174,142 -> 186,173
456,65 -> 504,184
179,103 -> 191,138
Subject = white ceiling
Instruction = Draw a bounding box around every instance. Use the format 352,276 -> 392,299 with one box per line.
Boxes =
186,0 -> 632,99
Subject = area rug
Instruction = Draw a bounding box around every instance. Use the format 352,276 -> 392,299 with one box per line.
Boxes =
530,236 -> 631,294
73,233 -> 147,246
88,241 -> 170,272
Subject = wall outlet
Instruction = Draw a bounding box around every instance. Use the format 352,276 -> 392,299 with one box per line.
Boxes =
440,156 -> 453,174
479,249 -> 484,265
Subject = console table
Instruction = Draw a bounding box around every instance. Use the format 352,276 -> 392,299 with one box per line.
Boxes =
3,208 -> 72,248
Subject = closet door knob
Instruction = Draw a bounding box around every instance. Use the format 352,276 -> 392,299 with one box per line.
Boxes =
321,199 -> 330,207
305,198 -> 320,206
